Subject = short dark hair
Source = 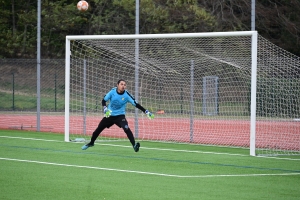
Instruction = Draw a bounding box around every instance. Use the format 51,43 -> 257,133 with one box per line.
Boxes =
117,79 -> 126,85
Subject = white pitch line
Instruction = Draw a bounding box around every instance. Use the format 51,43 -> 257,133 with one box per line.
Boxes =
1,135 -> 300,161
1,157 -> 300,178
0,135 -> 243,155
100,143 -> 248,156
0,135 -> 246,156
0,135 -> 64,143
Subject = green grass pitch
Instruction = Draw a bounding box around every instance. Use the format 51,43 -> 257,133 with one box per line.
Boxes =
0,130 -> 299,200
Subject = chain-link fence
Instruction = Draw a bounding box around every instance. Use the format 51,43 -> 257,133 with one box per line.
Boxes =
0,59 -> 65,112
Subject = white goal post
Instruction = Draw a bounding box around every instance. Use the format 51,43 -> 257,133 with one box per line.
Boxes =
65,31 -> 300,156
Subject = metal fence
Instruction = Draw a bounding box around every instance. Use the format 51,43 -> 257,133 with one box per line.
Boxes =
0,59 -> 65,112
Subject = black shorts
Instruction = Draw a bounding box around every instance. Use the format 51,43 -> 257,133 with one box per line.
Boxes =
100,115 -> 129,129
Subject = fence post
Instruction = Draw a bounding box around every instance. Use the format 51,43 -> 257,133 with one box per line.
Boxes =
190,60 -> 194,142
95,73 -> 99,112
55,72 -> 57,112
181,87 -> 183,114
12,73 -> 15,111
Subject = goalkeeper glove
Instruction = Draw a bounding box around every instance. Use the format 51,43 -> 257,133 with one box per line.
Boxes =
103,106 -> 112,118
145,110 -> 154,120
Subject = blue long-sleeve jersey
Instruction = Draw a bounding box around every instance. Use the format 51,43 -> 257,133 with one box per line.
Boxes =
103,87 -> 145,116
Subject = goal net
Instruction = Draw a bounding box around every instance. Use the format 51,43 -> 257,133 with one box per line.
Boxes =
65,32 -> 300,156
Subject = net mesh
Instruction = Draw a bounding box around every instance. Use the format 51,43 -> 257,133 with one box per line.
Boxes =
67,34 -> 300,156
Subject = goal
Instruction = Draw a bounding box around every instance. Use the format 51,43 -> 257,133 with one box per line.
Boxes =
65,31 -> 300,156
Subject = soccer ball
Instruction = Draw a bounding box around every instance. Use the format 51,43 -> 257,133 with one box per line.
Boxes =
77,1 -> 89,12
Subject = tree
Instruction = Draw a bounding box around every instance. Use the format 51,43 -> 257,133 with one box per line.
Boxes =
256,0 -> 300,56
200,0 -> 300,56
0,0 -> 37,58
0,0 -> 299,58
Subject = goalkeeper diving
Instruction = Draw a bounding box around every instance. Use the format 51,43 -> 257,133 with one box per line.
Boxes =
82,79 -> 154,152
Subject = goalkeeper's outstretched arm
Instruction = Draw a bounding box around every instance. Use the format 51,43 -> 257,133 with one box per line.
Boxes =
135,103 -> 146,113
125,89 -> 154,119
136,103 -> 154,119
102,99 -> 106,107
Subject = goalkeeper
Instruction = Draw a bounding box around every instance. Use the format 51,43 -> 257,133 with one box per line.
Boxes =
81,79 -> 154,152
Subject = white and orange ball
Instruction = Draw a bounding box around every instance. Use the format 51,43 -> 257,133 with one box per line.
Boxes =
77,1 -> 89,12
